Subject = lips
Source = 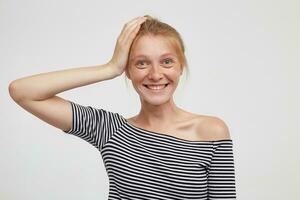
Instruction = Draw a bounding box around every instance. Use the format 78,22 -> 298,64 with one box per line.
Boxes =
143,83 -> 169,90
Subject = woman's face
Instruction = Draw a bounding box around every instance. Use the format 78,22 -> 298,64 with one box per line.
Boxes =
126,35 -> 183,106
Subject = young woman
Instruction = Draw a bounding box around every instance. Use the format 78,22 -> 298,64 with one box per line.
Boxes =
9,15 -> 236,199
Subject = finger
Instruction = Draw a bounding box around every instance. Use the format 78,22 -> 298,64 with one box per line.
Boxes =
119,17 -> 146,41
120,16 -> 142,36
127,16 -> 142,26
122,17 -> 146,42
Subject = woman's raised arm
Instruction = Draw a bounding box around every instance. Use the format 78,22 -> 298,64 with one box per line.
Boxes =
8,64 -> 120,132
8,16 -> 147,132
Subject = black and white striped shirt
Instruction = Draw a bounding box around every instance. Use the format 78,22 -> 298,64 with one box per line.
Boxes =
63,101 -> 236,199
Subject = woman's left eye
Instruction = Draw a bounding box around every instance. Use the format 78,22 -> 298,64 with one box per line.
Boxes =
163,58 -> 173,65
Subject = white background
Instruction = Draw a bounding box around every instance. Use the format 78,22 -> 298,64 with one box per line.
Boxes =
1,0 -> 299,199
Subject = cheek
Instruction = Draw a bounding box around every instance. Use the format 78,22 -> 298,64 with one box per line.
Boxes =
168,70 -> 181,80
129,70 -> 146,83
126,66 -> 138,80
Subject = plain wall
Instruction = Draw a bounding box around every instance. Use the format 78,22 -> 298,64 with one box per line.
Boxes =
1,0 -> 299,199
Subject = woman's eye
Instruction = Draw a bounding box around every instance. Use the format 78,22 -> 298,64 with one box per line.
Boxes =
163,58 -> 173,65
136,60 -> 148,67
137,61 -> 144,65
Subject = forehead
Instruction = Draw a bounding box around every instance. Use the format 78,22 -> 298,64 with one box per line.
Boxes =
130,35 -> 177,59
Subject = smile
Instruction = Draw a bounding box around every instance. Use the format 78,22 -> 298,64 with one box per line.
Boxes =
143,83 -> 169,90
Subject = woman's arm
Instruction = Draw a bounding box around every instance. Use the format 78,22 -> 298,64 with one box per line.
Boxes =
8,64 -> 120,132
207,140 -> 237,199
8,63 -> 119,102
8,16 -> 147,132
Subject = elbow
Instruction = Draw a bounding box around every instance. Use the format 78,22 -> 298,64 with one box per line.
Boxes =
8,80 -> 24,102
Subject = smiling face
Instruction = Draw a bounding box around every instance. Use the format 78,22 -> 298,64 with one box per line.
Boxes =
126,35 -> 183,106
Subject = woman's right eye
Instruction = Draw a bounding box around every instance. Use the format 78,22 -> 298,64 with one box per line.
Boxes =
136,60 -> 148,68
137,61 -> 145,65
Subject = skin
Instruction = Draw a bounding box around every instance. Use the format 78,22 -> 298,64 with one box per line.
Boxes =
118,18 -> 231,141
8,15 -> 231,141
125,35 -> 190,131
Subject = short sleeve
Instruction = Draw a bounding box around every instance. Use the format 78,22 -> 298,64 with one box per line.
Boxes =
207,140 -> 237,199
63,100 -> 126,151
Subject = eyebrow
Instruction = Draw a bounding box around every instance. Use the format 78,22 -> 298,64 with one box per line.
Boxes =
130,53 -> 176,61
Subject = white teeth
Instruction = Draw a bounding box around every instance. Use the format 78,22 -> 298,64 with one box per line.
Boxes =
146,84 -> 167,90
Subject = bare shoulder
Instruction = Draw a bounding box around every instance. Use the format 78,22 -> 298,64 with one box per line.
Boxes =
195,114 -> 231,141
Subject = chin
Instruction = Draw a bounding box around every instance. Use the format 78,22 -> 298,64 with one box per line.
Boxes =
141,95 -> 173,106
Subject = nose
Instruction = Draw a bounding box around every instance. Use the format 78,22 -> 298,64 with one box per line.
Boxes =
147,65 -> 163,81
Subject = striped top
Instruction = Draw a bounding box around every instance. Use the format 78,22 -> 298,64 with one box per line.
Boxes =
63,101 -> 237,200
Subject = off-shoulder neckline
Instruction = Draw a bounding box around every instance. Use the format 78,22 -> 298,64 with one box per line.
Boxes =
121,116 -> 232,143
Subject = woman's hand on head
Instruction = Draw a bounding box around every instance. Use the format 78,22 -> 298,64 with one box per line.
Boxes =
108,16 -> 147,76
